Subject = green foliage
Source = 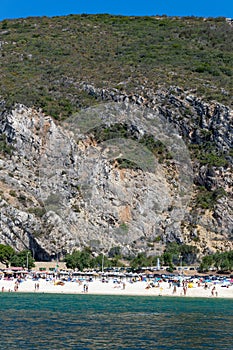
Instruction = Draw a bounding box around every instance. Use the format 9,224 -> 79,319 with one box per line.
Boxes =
9,190 -> 17,197
91,124 -> 171,169
91,253 -> 112,270
189,142 -> 229,167
111,257 -> 125,267
18,194 -> 27,203
199,250 -> 233,272
28,207 -> 46,217
213,251 -> 233,271
125,243 -> 199,270
0,244 -> 15,267
64,248 -> 113,270
178,244 -> 199,265
195,186 -> 226,209
200,153 -> 228,167
119,222 -> 129,233
0,245 -> 35,269
163,242 -> 199,265
108,246 -> 123,266
139,136 -> 172,162
130,252 -> 150,270
91,123 -> 131,143
0,15 -> 232,120
199,255 -> 214,272
64,247 -> 92,271
162,252 -> 174,267
116,158 -> 140,170
10,250 -> 35,269
0,134 -> 13,156
153,235 -> 162,242
1,20 -> 9,30
108,246 -> 121,258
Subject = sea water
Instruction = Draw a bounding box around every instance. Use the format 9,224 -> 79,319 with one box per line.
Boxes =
0,293 -> 232,349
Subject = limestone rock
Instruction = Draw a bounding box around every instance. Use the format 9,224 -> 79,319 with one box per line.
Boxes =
0,87 -> 232,260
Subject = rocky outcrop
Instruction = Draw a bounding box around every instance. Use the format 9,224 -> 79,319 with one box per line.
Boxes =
0,86 -> 232,260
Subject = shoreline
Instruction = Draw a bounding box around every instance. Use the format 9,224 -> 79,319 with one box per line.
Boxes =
1,278 -> 232,299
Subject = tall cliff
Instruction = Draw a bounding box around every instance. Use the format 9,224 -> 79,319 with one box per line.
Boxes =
0,15 -> 232,260
0,86 -> 232,260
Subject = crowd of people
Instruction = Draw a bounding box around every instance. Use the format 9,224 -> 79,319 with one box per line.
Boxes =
0,268 -> 232,297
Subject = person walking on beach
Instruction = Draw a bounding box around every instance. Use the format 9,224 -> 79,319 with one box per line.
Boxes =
183,285 -> 187,296
211,286 -> 216,296
83,282 -> 88,293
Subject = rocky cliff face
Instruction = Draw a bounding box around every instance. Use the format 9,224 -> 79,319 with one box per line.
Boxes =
0,86 -> 232,260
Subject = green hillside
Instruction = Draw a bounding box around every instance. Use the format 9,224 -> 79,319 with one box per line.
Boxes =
0,14 -> 232,119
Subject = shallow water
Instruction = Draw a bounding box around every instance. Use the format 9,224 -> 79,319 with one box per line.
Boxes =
0,293 -> 232,349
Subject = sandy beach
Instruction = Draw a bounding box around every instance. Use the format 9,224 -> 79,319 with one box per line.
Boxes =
1,277 -> 233,298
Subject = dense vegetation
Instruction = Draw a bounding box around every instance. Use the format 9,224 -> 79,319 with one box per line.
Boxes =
0,14 -> 232,120
64,243 -> 200,271
0,242 -> 232,273
199,250 -> 233,272
63,244 -> 233,273
0,244 -> 35,269
64,246 -> 124,271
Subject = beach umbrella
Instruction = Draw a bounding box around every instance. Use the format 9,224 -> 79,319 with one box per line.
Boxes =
16,270 -> 28,274
221,280 -> 230,287
118,273 -> 126,277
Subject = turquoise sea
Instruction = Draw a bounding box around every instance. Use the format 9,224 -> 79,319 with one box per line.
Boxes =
0,293 -> 232,349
